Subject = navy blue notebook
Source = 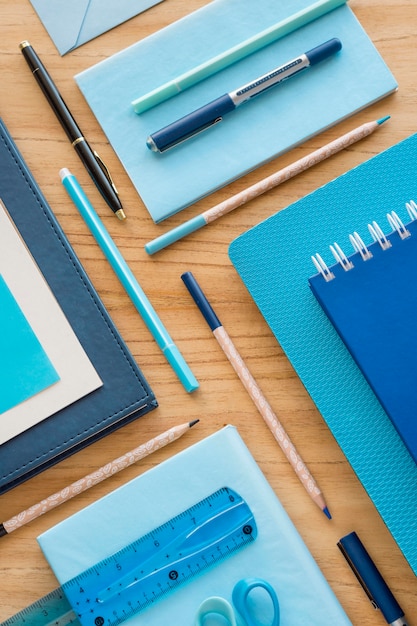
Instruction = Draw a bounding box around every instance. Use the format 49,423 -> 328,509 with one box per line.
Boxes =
309,210 -> 417,465
0,118 -> 157,495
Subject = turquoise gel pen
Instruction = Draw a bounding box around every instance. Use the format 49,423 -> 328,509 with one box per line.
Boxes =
60,168 -> 199,393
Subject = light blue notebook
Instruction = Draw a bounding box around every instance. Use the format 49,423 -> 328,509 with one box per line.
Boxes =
228,134 -> 417,576
75,0 -> 397,223
37,426 -> 352,624
0,274 -> 59,414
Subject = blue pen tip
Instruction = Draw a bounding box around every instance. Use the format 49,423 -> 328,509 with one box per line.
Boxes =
323,506 -> 332,520
377,115 -> 390,125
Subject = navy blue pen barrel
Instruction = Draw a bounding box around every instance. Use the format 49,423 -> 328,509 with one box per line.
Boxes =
20,43 -> 82,142
181,272 -> 222,332
306,38 -> 342,66
338,532 -> 405,623
147,94 -> 235,152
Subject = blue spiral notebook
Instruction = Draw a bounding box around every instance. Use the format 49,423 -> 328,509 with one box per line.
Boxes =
37,426 -> 352,624
309,213 -> 417,465
75,0 -> 397,222
228,133 -> 417,576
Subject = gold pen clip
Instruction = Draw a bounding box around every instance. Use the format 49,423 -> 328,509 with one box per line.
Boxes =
93,150 -> 119,196
93,150 -> 126,220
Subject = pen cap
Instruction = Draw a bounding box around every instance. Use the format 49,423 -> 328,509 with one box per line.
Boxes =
338,532 -> 405,624
181,272 -> 221,332
306,38 -> 342,66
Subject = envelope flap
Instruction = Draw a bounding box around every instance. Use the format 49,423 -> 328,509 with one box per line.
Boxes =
30,0 -> 92,55
30,0 -> 163,55
78,0 -> 160,44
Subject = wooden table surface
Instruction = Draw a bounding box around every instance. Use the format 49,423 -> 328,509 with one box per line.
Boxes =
0,0 -> 416,623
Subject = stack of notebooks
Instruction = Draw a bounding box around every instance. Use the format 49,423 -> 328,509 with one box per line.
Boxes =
229,133 -> 417,576
37,426 -> 353,624
74,0 -> 397,222
0,118 -> 157,495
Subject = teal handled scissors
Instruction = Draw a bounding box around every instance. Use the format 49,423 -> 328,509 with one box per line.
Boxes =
195,577 -> 280,626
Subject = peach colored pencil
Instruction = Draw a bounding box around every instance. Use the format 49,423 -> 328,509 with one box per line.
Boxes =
0,420 -> 198,536
182,271 -> 331,519
146,116 -> 390,255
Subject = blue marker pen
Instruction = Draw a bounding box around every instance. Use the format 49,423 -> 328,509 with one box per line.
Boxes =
338,532 -> 409,626
146,38 -> 342,152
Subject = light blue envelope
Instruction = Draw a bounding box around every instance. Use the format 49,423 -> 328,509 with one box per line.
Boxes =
29,0 -> 165,55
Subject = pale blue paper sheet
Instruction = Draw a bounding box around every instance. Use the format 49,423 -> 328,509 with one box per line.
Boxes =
38,426 -> 352,624
29,0 -> 164,55
0,274 -> 59,414
75,0 -> 397,222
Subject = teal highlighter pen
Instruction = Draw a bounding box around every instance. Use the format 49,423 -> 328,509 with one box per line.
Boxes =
60,168 -> 198,393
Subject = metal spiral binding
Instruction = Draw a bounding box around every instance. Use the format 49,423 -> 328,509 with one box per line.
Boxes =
406,199 -> 417,220
330,242 -> 354,271
312,201 -> 417,279
349,232 -> 373,260
386,211 -> 410,239
311,253 -> 335,282
368,220 -> 392,250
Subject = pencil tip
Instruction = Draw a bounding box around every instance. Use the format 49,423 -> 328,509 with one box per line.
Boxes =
189,419 -> 200,428
323,506 -> 332,520
377,115 -> 390,125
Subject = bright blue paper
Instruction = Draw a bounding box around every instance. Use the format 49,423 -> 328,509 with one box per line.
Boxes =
38,426 -> 352,624
0,274 -> 59,414
29,0 -> 164,55
75,0 -> 397,222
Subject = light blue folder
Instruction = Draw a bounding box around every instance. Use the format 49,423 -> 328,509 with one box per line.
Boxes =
37,426 -> 352,624
228,134 -> 417,576
0,274 -> 59,414
29,0 -> 164,55
75,0 -> 397,223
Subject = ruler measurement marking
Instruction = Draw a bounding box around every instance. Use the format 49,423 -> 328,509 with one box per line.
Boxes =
1,488 -> 256,626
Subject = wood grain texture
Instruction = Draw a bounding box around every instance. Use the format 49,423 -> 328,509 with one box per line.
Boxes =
0,0 -> 416,622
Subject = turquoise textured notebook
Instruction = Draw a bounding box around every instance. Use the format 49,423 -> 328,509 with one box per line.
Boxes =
0,274 -> 59,414
75,0 -> 397,222
309,215 -> 417,465
37,426 -> 352,624
228,134 -> 417,576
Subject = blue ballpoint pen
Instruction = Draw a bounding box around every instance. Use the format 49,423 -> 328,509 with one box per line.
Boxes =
146,38 -> 342,152
338,532 -> 409,626
60,168 -> 199,393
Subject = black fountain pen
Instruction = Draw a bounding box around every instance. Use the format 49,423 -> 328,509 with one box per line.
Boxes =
20,41 -> 126,220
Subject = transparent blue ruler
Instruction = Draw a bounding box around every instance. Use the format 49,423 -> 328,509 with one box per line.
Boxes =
1,487 -> 257,626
